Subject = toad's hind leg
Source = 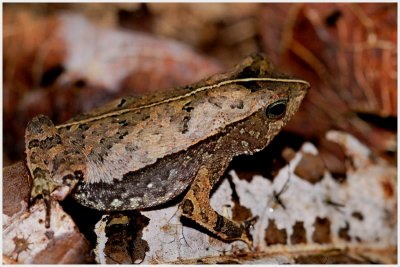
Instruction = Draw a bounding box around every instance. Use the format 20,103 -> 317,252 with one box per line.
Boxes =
25,115 -> 84,227
179,165 -> 258,248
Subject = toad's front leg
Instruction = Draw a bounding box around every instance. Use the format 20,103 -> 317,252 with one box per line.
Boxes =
179,165 -> 258,248
25,115 -> 85,227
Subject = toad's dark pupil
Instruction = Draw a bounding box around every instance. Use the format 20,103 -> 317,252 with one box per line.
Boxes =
266,100 -> 287,119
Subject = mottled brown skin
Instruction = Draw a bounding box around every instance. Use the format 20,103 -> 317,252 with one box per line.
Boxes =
178,87 -> 306,246
25,54 -> 309,246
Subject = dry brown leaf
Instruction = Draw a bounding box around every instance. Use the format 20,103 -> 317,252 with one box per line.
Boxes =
259,3 -> 397,156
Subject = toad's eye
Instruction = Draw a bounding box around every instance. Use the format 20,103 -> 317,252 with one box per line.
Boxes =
266,99 -> 287,119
